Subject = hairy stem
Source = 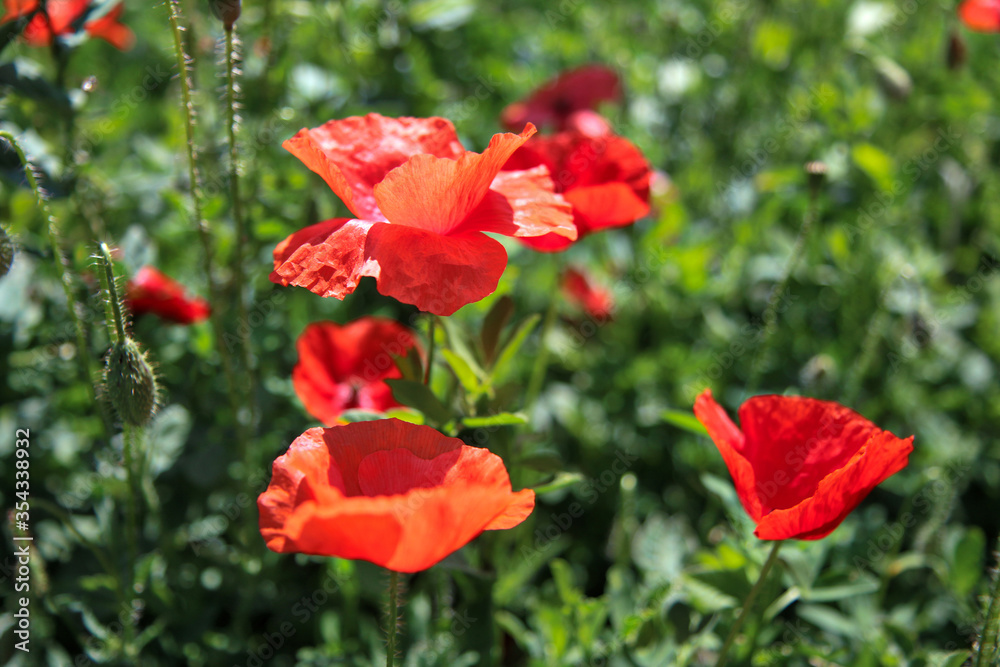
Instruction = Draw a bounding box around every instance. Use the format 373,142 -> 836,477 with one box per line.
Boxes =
386,570 -> 400,667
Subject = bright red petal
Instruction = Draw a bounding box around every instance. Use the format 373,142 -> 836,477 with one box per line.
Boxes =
292,319 -> 416,425
364,224 -> 508,316
565,183 -> 650,233
283,115 -> 464,220
460,166 -> 575,240
755,431 -> 914,540
693,390 -> 764,522
373,126 -> 535,235
85,3 -> 133,50
270,218 -> 374,299
501,65 -> 621,131
562,267 -> 614,321
126,266 -> 211,325
960,0 -> 1000,31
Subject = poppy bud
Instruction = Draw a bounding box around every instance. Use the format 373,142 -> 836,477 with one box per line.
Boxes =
0,226 -> 14,277
209,0 -> 241,29
105,337 -> 159,426
947,31 -> 967,70
873,56 -> 912,101
804,161 -> 827,198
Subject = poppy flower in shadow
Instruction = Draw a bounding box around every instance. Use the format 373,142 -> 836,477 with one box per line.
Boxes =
959,0 -> 1000,31
693,389 -> 914,541
503,131 -> 651,252
1,0 -> 134,49
501,65 -> 621,134
562,267 -> 614,321
271,114 -> 575,316
126,266 -> 211,325
293,318 -> 417,425
258,419 -> 535,572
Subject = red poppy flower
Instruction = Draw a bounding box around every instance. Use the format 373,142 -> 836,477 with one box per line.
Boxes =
1,0 -> 134,49
959,0 -> 1000,31
562,267 -> 614,321
693,389 -> 914,541
503,131 -> 651,252
270,114 -> 575,316
293,318 -> 418,425
258,419 -> 535,572
501,65 -> 621,133
126,266 -> 211,325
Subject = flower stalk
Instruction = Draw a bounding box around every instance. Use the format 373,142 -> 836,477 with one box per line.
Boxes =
715,541 -> 783,667
386,570 -> 400,667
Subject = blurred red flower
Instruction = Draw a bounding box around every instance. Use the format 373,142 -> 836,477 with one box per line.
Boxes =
258,419 -> 535,572
501,65 -> 621,134
1,0 -> 134,49
271,114 -> 575,316
293,318 -> 417,425
503,131 -> 651,252
126,266 -> 211,325
693,389 -> 913,541
562,267 -> 614,321
959,0 -> 1000,31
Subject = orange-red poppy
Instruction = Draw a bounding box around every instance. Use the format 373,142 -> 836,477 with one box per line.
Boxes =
501,65 -> 621,134
693,389 -> 914,541
562,267 -> 614,321
270,114 -> 575,316
503,131 -> 651,252
126,266 -> 211,325
959,0 -> 1000,31
258,419 -> 535,572
293,318 -> 417,425
1,0 -> 133,49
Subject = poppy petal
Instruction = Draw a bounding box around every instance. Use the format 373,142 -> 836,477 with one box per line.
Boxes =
85,4 -> 134,50
461,166 -> 576,240
373,125 -> 535,235
484,488 -> 536,530
755,431 -> 914,540
694,390 -> 764,522
960,0 -> 1000,31
126,266 -> 211,325
269,218 -> 375,299
501,65 -> 621,131
564,182 -> 651,233
283,114 -> 464,220
363,223 -> 507,316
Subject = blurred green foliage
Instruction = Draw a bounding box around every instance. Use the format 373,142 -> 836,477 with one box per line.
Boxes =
1,0 -> 999,665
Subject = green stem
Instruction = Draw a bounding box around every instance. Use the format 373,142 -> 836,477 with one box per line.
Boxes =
744,193 -> 818,396
224,25 -> 257,441
166,0 -> 244,443
423,316 -> 436,385
0,131 -> 95,396
386,570 -> 400,667
975,541 -> 1000,667
98,243 -> 127,343
525,295 -> 558,409
715,541 -> 783,667
121,423 -> 140,659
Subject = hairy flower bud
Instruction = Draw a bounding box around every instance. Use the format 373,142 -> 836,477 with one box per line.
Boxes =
209,0 -> 241,29
105,337 -> 158,426
0,226 -> 14,277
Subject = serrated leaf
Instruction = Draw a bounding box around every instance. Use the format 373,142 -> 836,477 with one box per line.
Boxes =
481,294 -> 514,366
385,379 -> 452,424
662,408 -> 708,436
461,412 -> 527,428
493,314 -> 541,385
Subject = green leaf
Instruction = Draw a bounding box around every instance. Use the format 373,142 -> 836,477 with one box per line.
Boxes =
383,408 -> 424,425
0,62 -> 72,113
797,603 -> 861,637
851,142 -> 896,192
493,314 -> 540,385
926,651 -> 973,667
393,347 -> 423,383
439,316 -> 486,379
550,559 -> 582,606
442,349 -> 482,396
951,527 -> 985,597
461,412 -> 527,428
662,409 -> 708,436
481,294 -> 514,366
339,409 -> 385,423
385,379 -> 452,424
533,471 -> 585,495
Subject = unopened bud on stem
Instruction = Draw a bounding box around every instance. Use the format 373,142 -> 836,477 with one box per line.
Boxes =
209,0 -> 241,29
105,337 -> 159,426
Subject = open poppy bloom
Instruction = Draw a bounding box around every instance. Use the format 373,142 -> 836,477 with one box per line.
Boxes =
503,131 -> 651,252
258,419 -> 535,572
501,65 -> 621,134
293,318 -> 417,425
693,389 -> 914,541
271,114 -> 575,316
126,266 -> 211,325
562,267 -> 614,321
959,0 -> 1000,31
1,0 -> 133,49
